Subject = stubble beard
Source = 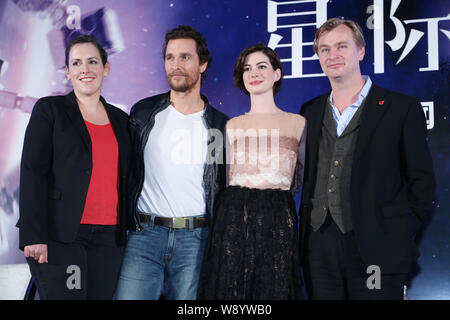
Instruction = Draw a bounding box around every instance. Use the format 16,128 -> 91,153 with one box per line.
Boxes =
167,73 -> 200,93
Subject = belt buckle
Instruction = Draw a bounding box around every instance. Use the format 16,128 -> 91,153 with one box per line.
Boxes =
172,218 -> 187,229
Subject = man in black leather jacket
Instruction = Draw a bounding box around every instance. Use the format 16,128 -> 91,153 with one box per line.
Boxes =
115,25 -> 228,300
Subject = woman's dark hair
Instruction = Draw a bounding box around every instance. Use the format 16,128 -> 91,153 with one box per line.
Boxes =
162,25 -> 212,80
65,35 -> 108,67
233,44 -> 283,96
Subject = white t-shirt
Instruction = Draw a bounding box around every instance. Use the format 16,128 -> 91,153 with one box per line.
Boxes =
137,105 -> 208,217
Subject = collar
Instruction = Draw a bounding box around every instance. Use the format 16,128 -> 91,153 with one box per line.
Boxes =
329,75 -> 372,109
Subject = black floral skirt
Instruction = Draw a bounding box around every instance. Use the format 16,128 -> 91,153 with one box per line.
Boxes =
198,186 -> 304,300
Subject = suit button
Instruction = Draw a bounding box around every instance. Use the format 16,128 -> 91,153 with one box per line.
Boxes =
330,174 -> 336,180
333,160 -> 339,167
328,188 -> 335,193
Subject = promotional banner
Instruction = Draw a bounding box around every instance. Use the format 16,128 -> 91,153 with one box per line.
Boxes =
0,0 -> 448,300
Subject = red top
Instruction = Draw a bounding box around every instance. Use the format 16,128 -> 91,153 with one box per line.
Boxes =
80,121 -> 119,225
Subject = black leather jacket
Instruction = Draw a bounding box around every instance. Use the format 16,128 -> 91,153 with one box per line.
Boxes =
128,92 -> 229,231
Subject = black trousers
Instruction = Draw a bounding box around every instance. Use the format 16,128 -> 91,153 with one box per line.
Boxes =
304,215 -> 405,300
27,224 -> 124,300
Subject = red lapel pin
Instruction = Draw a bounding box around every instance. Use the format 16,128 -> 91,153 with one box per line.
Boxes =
378,100 -> 384,106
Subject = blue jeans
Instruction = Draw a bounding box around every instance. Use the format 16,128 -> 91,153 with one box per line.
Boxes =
114,217 -> 209,300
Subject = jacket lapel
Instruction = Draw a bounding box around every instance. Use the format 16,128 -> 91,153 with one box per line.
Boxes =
305,93 -> 329,193
63,91 -> 92,154
354,84 -> 390,162
104,101 -> 127,172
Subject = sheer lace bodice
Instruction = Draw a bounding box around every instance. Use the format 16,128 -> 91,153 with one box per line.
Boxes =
226,112 -> 306,190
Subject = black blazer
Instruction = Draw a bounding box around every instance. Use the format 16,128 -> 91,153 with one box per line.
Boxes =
299,83 -> 436,274
17,91 -> 131,250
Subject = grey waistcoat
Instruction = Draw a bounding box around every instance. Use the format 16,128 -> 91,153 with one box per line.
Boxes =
310,97 -> 366,234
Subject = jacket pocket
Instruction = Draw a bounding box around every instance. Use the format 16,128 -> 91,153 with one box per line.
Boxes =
381,203 -> 408,218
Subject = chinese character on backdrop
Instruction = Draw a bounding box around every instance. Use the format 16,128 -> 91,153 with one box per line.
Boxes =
267,0 -> 329,79
372,0 -> 450,74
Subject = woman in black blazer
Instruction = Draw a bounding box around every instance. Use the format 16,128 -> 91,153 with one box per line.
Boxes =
17,35 -> 131,299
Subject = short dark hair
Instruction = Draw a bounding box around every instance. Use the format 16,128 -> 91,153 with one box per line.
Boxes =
65,35 -> 108,67
233,44 -> 284,96
162,25 -> 212,80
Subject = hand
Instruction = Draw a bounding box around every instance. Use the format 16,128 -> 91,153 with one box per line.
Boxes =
24,244 -> 48,264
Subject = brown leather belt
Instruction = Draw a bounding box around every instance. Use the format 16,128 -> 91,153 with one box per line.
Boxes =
138,213 -> 209,229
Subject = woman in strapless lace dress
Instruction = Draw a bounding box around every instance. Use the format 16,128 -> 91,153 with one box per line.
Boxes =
197,44 -> 306,300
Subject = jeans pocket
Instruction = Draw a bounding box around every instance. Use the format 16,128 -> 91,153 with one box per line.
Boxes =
193,228 -> 209,241
128,226 -> 144,237
381,203 -> 408,218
